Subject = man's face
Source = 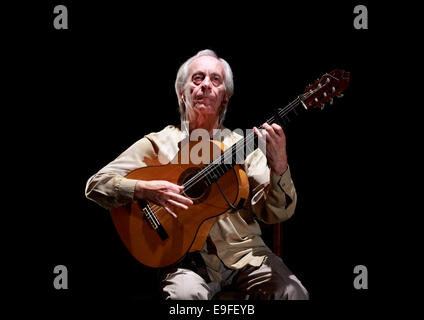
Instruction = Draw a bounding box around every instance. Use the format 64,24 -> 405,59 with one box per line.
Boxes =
184,56 -> 227,118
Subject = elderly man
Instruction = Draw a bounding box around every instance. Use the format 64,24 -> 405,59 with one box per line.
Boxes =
85,49 -> 308,300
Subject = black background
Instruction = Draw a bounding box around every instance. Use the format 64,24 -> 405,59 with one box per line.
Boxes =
8,0 -> 411,316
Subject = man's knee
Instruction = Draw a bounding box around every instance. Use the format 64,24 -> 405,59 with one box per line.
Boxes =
163,283 -> 211,300
257,273 -> 308,300
160,268 -> 211,300
285,276 -> 309,300
258,255 -> 309,300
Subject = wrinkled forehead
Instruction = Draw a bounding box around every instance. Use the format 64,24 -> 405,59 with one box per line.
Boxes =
187,56 -> 225,78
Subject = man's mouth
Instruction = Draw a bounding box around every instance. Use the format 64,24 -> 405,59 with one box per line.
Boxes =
196,96 -> 211,101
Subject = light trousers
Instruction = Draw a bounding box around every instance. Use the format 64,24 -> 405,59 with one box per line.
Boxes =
160,253 -> 309,300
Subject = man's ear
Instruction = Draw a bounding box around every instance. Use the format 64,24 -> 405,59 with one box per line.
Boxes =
221,94 -> 229,107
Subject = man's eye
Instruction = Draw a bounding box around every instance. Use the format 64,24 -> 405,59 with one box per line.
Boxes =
193,75 -> 203,84
212,77 -> 221,85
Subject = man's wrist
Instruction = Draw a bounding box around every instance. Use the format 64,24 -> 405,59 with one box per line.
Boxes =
271,163 -> 288,176
134,180 -> 145,199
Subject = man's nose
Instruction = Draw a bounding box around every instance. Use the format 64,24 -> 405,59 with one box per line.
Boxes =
202,76 -> 212,89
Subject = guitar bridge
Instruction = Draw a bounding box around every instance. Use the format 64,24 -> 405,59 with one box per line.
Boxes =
142,205 -> 169,240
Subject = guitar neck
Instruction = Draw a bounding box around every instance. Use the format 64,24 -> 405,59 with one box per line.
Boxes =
229,95 -> 305,159
260,95 -> 306,130
187,95 -> 306,188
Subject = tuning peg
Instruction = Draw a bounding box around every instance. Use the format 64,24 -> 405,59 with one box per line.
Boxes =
323,92 -> 328,97
314,98 -> 319,103
330,98 -> 334,105
337,93 -> 344,98
332,87 -> 336,92
320,104 -> 325,110
318,83 -> 322,88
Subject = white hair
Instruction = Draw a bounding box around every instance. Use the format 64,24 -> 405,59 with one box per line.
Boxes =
175,49 -> 234,126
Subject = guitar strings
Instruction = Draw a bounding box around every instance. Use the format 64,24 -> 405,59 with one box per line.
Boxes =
148,95 -> 305,215
182,100 -> 300,190
182,80 -> 333,191
148,83 -> 331,215
147,92 -> 313,214
177,96 -> 304,191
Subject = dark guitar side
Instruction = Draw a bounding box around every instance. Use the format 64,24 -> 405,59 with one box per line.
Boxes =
110,140 -> 250,268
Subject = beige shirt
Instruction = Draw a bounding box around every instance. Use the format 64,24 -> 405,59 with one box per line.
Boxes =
85,125 -> 297,280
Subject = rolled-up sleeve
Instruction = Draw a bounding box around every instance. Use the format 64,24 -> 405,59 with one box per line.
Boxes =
85,137 -> 157,209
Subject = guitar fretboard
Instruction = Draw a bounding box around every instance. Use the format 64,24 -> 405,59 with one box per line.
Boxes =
184,95 -> 306,189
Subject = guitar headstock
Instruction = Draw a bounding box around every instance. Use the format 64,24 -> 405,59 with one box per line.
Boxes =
301,69 -> 350,110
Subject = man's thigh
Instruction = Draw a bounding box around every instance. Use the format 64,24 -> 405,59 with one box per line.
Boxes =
234,254 -> 309,300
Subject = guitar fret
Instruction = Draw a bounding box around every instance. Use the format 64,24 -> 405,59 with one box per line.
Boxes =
205,175 -> 212,185
223,151 -> 233,164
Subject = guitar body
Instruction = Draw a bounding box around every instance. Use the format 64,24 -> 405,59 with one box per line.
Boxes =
110,140 -> 249,268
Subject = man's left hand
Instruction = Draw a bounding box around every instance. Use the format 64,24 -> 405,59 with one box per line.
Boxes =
253,123 -> 288,176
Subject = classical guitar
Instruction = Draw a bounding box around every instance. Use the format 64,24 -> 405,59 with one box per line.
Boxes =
110,69 -> 350,268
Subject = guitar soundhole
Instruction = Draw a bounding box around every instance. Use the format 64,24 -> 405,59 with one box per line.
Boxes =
183,173 -> 207,198
178,167 -> 210,204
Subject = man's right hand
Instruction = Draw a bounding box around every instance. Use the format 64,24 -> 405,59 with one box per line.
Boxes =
134,180 -> 193,218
